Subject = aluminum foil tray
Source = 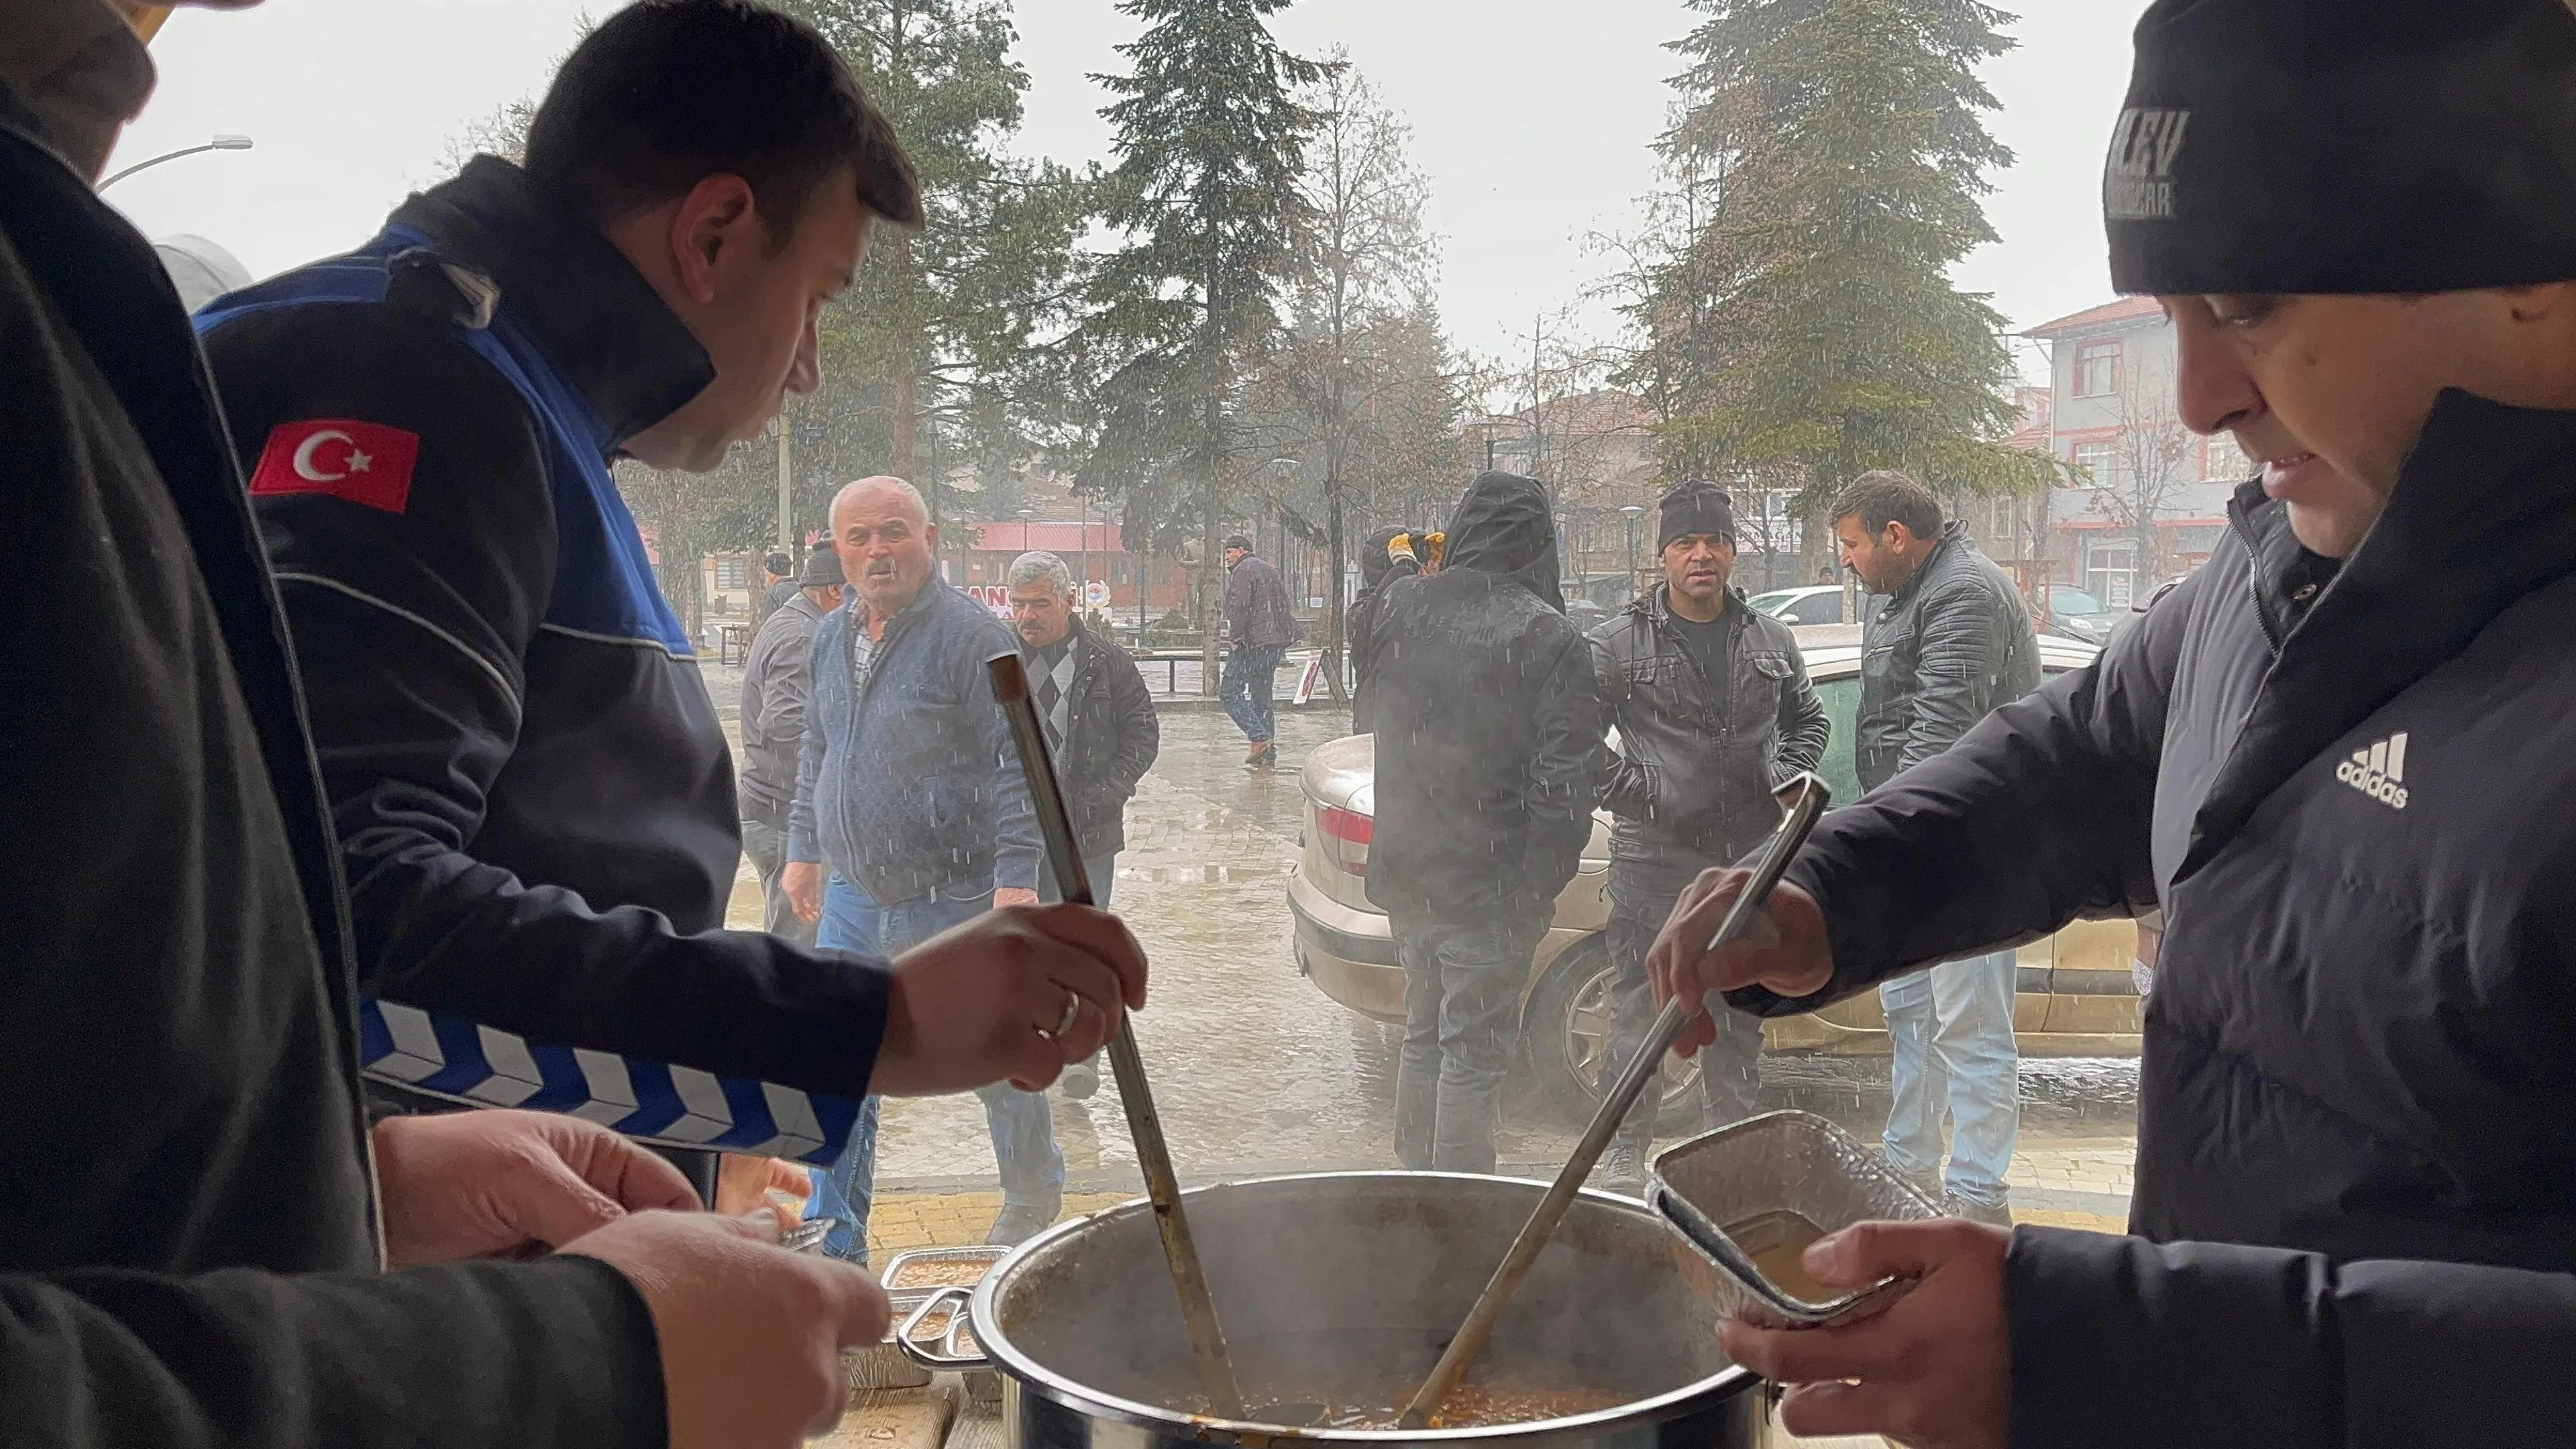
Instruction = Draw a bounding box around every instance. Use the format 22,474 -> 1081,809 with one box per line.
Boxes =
881,1245 -> 1008,1311
842,1331 -> 934,1393
1648,1110 -> 1941,1328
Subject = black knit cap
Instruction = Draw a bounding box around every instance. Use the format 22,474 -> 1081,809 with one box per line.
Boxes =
2108,0 -> 2576,296
1656,480 -> 1736,552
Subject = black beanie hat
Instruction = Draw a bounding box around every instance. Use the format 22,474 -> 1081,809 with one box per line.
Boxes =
1656,481 -> 1736,552
2108,0 -> 2576,296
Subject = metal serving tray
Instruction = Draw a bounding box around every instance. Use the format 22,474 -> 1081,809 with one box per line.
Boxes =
880,1244 -> 1009,1311
1648,1110 -> 1941,1328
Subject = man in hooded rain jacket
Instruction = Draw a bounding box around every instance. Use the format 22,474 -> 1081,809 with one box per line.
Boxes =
1361,473 -> 1606,1175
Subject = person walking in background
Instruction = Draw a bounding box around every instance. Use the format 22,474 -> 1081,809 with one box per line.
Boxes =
1588,482 -> 1829,1196
1346,525 -> 1421,734
1829,470 -> 2039,1225
740,545 -> 843,949
1362,473 -> 1607,1174
785,477 -> 1061,1253
1009,550 -> 1159,1101
758,549 -> 798,623
1218,532 -> 1298,767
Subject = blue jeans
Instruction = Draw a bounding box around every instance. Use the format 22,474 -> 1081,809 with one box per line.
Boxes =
1878,951 -> 2021,1208
1219,644 -> 1285,744
807,875 -> 1064,1263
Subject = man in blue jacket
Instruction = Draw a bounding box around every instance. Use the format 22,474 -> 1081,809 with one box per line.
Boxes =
785,477 -> 1058,1252
196,0 -> 1139,1211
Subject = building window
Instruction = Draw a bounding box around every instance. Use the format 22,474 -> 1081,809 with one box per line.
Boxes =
2073,340 -> 2122,398
2206,433 -> 2253,480
714,557 -> 748,590
2071,440 -> 2114,485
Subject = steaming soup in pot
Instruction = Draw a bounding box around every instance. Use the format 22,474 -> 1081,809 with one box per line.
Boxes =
1171,1378 -> 1636,1431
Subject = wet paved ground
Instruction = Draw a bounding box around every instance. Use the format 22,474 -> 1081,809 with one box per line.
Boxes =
702,663 -> 2143,1226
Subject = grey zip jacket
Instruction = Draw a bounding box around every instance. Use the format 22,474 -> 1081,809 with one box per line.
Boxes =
1731,393 -> 2576,1448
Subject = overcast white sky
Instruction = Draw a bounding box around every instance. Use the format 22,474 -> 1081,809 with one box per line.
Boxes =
107,1 -> 2137,384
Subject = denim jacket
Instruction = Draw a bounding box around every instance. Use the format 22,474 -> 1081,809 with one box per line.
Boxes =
789,576 -> 1040,902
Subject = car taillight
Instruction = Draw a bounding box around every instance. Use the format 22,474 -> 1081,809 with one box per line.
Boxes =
1316,804 -> 1372,877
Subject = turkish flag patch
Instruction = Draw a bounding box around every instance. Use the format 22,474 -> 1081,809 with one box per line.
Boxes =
248,419 -> 422,515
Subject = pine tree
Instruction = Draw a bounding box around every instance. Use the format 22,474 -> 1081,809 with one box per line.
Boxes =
445,5 -> 1083,560
1650,0 -> 2051,529
1075,0 -> 1320,677
775,0 -> 1088,527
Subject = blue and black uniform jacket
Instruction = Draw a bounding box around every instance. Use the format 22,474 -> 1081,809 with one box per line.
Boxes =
197,158 -> 881,1163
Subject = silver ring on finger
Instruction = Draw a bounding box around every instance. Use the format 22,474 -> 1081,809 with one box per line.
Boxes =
1041,987 -> 1080,1041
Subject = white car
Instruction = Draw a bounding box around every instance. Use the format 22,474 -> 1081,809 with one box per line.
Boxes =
1287,627 -> 2139,1124
1746,584 -> 1854,626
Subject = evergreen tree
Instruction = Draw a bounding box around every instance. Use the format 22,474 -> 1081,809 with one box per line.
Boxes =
444,4 -> 1082,568
1075,0 -> 1320,669
776,0 -> 1088,526
1649,0 -> 2051,528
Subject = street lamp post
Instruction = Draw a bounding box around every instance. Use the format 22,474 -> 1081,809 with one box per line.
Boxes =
1620,504 -> 1646,604
100,133 -> 252,191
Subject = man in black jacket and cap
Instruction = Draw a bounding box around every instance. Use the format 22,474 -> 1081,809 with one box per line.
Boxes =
1363,473 -> 1607,1173
1220,533 -> 1301,767
1653,1 -> 2576,1444
741,543 -> 845,949
1588,482 -> 1827,1197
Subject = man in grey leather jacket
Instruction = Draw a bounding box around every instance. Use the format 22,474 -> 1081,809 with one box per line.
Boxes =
1589,482 -> 1827,1194
1833,471 -> 2039,1224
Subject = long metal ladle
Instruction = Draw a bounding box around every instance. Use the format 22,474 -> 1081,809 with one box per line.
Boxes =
988,653 -> 1247,1419
1397,772 -> 1831,1430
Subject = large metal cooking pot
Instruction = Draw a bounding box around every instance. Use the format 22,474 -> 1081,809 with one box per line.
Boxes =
898,1171 -> 1767,1448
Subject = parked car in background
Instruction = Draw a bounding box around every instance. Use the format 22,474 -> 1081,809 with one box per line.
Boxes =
1287,627 -> 2137,1125
2039,584 -> 2120,645
1745,584 -> 1853,626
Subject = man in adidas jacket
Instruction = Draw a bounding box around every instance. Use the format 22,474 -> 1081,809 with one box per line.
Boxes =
196,0 -> 1144,1197
1649,1 -> 2576,1445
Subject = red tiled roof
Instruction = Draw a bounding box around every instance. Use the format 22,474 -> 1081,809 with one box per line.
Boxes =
2001,386 -> 2052,451
2021,296 -> 2162,338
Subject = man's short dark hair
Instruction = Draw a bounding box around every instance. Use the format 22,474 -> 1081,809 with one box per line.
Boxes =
1829,470 -> 1943,542
524,0 -> 924,239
